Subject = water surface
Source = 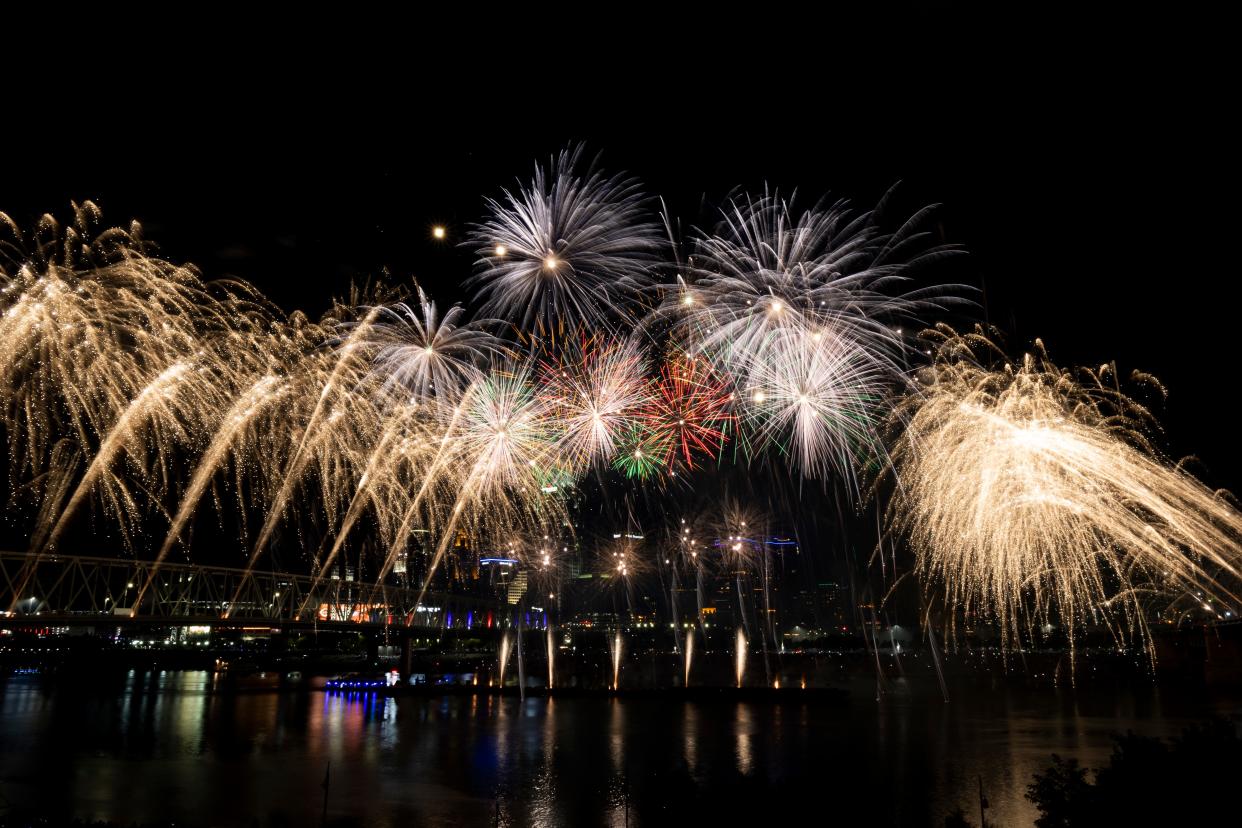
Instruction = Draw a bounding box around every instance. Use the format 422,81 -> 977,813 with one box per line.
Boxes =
1,671 -> 1237,826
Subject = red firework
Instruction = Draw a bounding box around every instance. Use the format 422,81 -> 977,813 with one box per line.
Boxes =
640,354 -> 734,470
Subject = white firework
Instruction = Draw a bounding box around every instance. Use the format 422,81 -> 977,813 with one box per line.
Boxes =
540,335 -> 652,472
668,191 -> 963,482
468,145 -> 663,331
743,319 -> 890,483
357,285 -> 503,404
891,326 -> 1242,661
453,367 -> 556,499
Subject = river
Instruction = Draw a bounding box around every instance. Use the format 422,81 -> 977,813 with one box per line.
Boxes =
1,670 -> 1238,826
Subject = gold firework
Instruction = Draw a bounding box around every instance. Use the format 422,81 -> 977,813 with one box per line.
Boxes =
889,325 -> 1242,662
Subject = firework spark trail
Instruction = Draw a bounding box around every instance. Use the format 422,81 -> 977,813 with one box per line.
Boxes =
671,514 -> 711,637
406,369 -> 565,612
305,415 -> 405,595
611,629 -> 623,690
3,188 -> 953,595
0,206 -> 571,624
39,361 -> 190,554
366,404 -> 467,590
637,354 -> 734,472
367,444 -> 457,585
241,310 -> 382,577
0,207 -> 312,611
610,420 -> 673,480
658,525 -> 685,655
683,627 -> 694,687
546,622 -> 555,689
516,603 -> 527,700
359,285 -> 502,403
731,321 -> 886,485
520,532 -> 564,607
28,169 -> 1242,687
497,633 -> 511,687
890,326 -> 1242,661
540,334 -> 652,473
138,375 -> 285,611
735,627 -> 747,688
467,145 -> 663,334
592,535 -> 656,626
694,565 -> 706,637
309,368 -> 459,591
454,368 -> 556,497
668,568 -> 682,655
13,361 -> 194,611
1,206 -> 250,549
665,191 -> 964,485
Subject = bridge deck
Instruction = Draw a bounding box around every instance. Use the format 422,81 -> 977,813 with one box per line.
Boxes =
2,550 -> 501,629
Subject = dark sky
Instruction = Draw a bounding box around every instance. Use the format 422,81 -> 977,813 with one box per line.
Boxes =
4,12 -> 1235,486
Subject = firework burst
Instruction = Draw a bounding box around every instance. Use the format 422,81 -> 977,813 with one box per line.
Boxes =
468,145 -> 663,333
356,285 -> 504,404
0,203 -> 288,552
453,367 -> 557,499
539,334 -> 652,473
637,353 -> 734,471
610,422 -> 673,481
741,319 -> 891,484
666,191 -> 962,484
889,326 -> 1242,660
1,206 -> 572,613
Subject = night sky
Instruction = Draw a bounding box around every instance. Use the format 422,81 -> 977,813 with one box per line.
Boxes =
4,13 -> 1234,486
3,20 -> 1239,828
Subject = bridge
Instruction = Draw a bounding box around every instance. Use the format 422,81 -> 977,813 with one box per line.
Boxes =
1,550 -> 502,632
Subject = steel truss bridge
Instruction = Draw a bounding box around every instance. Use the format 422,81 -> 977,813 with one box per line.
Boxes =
1,550 -> 499,631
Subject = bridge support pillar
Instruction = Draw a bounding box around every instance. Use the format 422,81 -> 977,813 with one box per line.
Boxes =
399,633 -> 413,680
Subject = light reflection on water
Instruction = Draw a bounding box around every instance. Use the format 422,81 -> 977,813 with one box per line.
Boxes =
0,670 -> 1238,826
735,703 -> 754,775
